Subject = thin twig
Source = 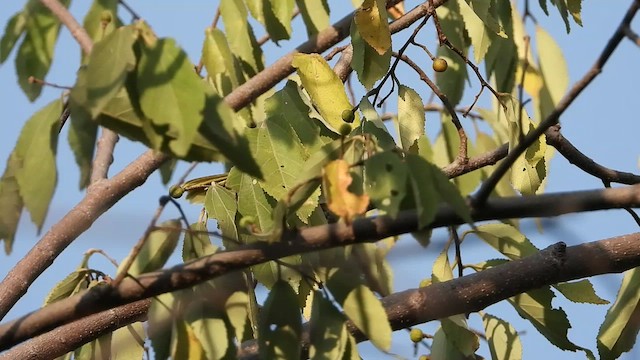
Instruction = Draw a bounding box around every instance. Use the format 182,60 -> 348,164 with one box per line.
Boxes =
472,0 -> 640,206
117,0 -> 140,20
450,226 -> 463,278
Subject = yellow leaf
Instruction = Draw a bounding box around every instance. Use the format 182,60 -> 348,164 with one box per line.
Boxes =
354,0 -> 391,55
323,159 -> 369,224
292,54 -> 360,133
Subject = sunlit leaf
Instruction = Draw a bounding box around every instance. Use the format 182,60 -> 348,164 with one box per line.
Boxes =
118,219 -> 181,276
205,183 -> 239,245
457,0 -> 505,63
354,0 -> 391,55
441,316 -> 480,357
182,222 -> 217,261
536,26 -> 569,105
482,313 -> 523,360
432,247 -> 453,283
82,0 -> 120,48
225,291 -> 249,343
350,18 -> 391,90
343,284 -> 392,351
509,286 -> 593,356
296,0 -> 330,36
109,323 -> 146,360
323,159 -> 370,224
292,53 -> 360,133
14,99 -> 61,232
396,85 -> 426,151
44,268 -> 90,305
430,326 -> 468,359
598,267 -> 640,360
148,292 -> 176,360
219,0 -> 264,75
185,304 -> 231,360
554,280 -> 609,305
226,168 -> 274,235
202,27 -> 240,96
471,223 -> 538,260
435,2 -> 468,107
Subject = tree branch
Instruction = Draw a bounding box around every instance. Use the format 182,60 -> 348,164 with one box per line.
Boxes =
473,0 -> 640,206
2,184 -> 640,350
0,300 -> 150,360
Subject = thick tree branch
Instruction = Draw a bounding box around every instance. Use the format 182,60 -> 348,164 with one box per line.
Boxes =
473,0 -> 640,205
2,184 -> 640,350
0,300 -> 150,360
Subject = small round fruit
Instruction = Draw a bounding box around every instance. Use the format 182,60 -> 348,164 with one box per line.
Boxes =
419,356 -> 430,360
410,328 -> 424,343
100,10 -> 113,24
169,185 -> 185,198
239,216 -> 256,228
341,109 -> 355,123
339,123 -> 352,137
432,58 -> 448,72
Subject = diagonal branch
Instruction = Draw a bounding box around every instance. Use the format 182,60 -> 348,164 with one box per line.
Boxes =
2,184 -> 640,350
472,0 -> 640,206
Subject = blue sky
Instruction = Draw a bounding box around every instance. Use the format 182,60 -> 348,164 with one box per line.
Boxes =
1,1 -> 639,358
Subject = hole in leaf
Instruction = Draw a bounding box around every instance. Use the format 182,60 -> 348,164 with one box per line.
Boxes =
385,164 -> 393,172
391,189 -> 399,197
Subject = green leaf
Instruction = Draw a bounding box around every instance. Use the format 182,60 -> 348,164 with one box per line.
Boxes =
292,53 -> 360,133
354,0 -> 391,55
15,0 -> 69,101
247,114 -> 317,221
182,222 -> 217,261
430,326 -> 468,360
296,0 -> 330,36
359,98 -> 396,151
135,37 -> 206,157
405,155 -> 438,229
441,316 -> 480,357
0,11 -> 26,63
264,81 -> 327,157
509,287 -> 592,355
264,0 -> 294,42
252,255 -> 302,290
185,304 -> 231,360
396,85 -> 426,151
435,1 -> 468,107
536,26 -> 569,104
343,284 -> 392,351
598,267 -> 640,360
79,25 -> 137,118
364,151 -> 408,218
555,280 -> 609,305
44,268 -> 90,305
0,152 -> 24,254
15,99 -> 61,232
226,168 -> 273,234
67,103 -> 97,189
82,0 -> 119,47
482,313 -> 523,360
204,183 -> 239,245
309,292 -> 349,360
118,219 -> 181,276
148,292 -> 176,360
219,0 -> 264,75
259,280 -> 302,360
353,243 -> 394,296
432,246 -> 453,283
202,27 -> 240,96
350,18 -> 391,90
470,223 -> 539,260
109,323 -> 146,360
456,0 -> 502,63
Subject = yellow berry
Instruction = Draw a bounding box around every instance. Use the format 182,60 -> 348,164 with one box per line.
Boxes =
419,356 -> 430,360
341,109 -> 355,123
410,328 -> 424,343
432,58 -> 448,72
